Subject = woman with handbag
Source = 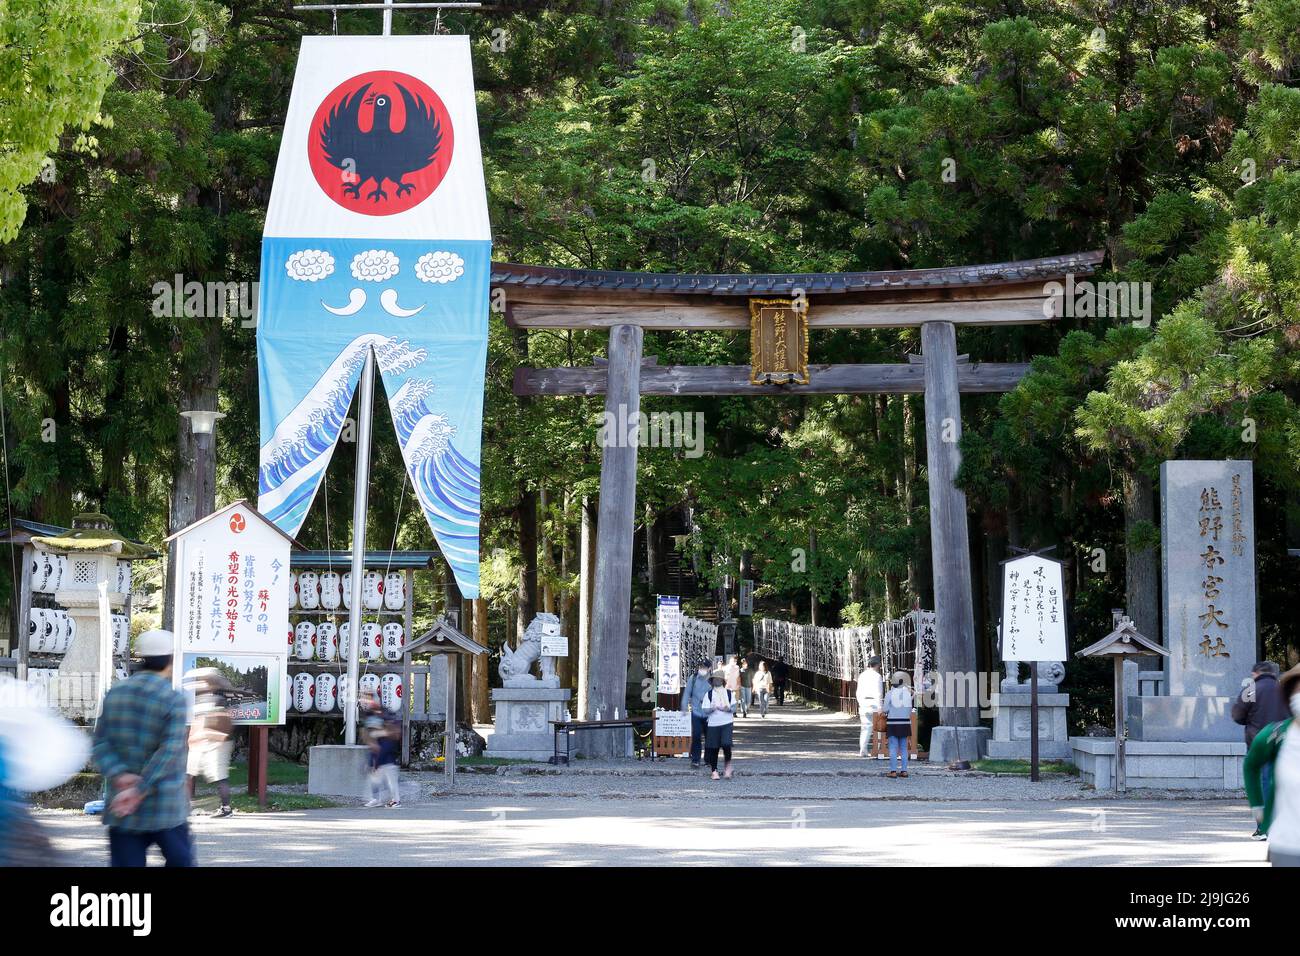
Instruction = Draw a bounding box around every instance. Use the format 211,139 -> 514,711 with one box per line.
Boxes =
884,673 -> 914,779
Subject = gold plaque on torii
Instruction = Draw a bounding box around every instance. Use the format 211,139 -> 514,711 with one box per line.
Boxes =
748,298 -> 809,385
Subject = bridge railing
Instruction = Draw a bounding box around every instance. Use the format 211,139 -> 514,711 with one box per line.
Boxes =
754,611 -> 936,713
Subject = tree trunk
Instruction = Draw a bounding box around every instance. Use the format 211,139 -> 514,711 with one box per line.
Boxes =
471,597 -> 490,723
578,494 -> 597,718
1122,467 -> 1160,692
516,480 -> 537,642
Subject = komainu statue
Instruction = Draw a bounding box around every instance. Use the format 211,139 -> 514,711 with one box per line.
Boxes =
499,613 -> 563,688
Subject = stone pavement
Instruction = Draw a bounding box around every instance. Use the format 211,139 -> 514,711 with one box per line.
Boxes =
36,695 -> 1261,866
37,798 -> 1264,866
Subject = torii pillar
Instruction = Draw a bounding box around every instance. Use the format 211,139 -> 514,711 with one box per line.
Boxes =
587,323 -> 643,755
921,320 -> 987,761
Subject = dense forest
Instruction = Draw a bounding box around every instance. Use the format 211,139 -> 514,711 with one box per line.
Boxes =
2,0 -> 1298,730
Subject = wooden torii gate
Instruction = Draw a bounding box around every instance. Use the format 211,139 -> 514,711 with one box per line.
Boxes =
496,250 -> 1103,753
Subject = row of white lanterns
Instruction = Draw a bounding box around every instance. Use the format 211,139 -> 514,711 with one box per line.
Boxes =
30,555 -> 132,596
28,608 -> 130,656
290,569 -> 407,611
288,672 -> 403,713
288,620 -> 406,662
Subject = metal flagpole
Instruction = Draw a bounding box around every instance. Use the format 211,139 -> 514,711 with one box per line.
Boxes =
344,349 -> 376,744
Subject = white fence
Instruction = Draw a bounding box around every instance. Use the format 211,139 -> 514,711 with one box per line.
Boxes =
755,610 -> 936,687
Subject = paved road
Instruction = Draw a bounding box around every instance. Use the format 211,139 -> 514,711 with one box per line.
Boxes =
39,798 -> 1264,866
39,697 -> 1262,866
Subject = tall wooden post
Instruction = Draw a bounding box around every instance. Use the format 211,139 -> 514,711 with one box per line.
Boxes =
471,597 -> 490,723
578,494 -> 597,718
921,321 -> 979,727
589,324 -> 643,753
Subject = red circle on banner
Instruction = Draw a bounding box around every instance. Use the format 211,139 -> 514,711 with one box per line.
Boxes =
308,70 -> 454,215
229,513 -> 246,533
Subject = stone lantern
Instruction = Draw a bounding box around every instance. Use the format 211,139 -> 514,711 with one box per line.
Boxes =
33,513 -> 151,720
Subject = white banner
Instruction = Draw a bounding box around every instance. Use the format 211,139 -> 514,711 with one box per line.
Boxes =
656,595 -> 683,694
1001,555 -> 1067,662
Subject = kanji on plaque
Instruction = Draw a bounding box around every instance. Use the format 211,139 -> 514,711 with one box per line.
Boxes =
1000,554 -> 1067,663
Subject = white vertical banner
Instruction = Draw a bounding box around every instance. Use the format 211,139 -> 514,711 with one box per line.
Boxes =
1000,555 -> 1067,663
656,595 -> 683,694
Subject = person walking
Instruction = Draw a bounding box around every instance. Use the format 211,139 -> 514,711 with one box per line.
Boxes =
738,654 -> 753,718
1234,661 -> 1289,839
753,661 -> 773,717
855,656 -> 884,758
1244,665 -> 1300,866
724,655 -> 742,717
701,669 -> 735,780
92,629 -> 194,867
773,657 -> 790,706
362,693 -> 402,808
680,658 -> 713,768
884,673 -> 914,779
185,669 -> 235,818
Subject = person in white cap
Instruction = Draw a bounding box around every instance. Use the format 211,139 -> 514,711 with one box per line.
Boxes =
92,629 -> 195,866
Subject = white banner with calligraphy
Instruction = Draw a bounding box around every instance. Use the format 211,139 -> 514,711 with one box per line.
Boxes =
656,595 -> 683,695
1000,554 -> 1067,663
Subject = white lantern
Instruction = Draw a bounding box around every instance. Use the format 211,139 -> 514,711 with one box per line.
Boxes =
52,610 -> 72,654
358,673 -> 380,700
48,554 -> 66,592
342,572 -> 352,609
316,621 -> 338,661
361,571 -> 383,610
382,622 -> 405,662
28,607 -> 45,652
30,553 -> 50,593
379,673 -> 402,712
315,673 -> 338,712
283,674 -> 292,710
288,571 -> 299,609
320,571 -> 341,610
360,622 -> 382,662
338,621 -> 351,660
383,572 -> 405,611
298,570 -> 320,610
294,621 -> 317,661
292,672 -> 315,712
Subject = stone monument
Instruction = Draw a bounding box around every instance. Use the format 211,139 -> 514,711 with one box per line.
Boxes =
988,660 -> 1071,760
486,613 -> 572,760
1129,460 -> 1256,742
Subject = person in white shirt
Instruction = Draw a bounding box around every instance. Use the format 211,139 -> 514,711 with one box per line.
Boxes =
701,669 -> 736,780
855,656 -> 884,758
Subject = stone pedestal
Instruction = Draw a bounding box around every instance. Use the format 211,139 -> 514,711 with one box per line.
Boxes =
987,691 -> 1071,760
928,725 -> 990,763
1127,695 -> 1239,742
308,744 -> 372,798
1071,737 -> 1246,790
55,552 -> 125,720
487,687 -> 571,761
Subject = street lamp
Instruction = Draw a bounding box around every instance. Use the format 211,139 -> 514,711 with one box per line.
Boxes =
180,409 -> 226,443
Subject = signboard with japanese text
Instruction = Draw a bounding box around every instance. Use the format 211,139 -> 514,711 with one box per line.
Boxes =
656,595 -> 683,695
1160,460 -> 1255,697
1000,554 -> 1067,663
169,502 -> 293,725
738,579 -> 754,617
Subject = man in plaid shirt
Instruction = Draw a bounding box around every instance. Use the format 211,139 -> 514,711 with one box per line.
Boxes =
92,629 -> 194,867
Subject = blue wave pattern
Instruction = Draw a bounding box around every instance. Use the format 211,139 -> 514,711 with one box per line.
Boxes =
257,237 -> 490,598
